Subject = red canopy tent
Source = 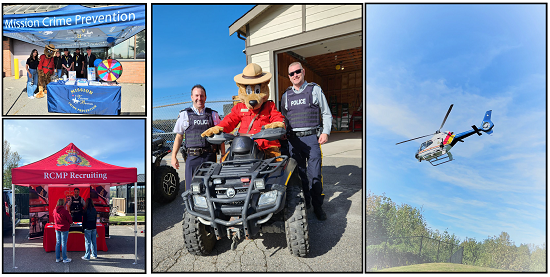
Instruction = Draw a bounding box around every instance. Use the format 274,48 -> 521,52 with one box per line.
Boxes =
12,143 -> 136,185
9,143 -> 140,267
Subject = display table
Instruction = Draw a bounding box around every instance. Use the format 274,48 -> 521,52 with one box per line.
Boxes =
47,80 -> 121,115
43,222 -> 108,252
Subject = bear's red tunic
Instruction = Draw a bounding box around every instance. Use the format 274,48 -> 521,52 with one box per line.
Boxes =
217,101 -> 284,150
38,54 -> 55,75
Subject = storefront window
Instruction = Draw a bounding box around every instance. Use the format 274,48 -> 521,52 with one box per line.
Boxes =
109,36 -> 134,59
105,30 -> 145,60
135,30 -> 145,59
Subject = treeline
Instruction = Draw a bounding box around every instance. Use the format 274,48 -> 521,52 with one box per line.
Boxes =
367,191 -> 546,272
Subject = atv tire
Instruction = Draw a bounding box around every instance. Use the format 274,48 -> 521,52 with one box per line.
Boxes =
182,210 -> 216,255
153,165 -> 180,203
284,171 -> 310,257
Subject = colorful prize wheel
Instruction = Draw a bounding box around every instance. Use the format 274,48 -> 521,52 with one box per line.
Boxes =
97,59 -> 123,82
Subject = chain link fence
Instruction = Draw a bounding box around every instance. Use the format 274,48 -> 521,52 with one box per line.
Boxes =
367,235 -> 463,271
152,100 -> 236,148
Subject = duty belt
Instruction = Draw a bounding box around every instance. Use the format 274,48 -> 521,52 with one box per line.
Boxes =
187,147 -> 213,156
289,128 -> 317,138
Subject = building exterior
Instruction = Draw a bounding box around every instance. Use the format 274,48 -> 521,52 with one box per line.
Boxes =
2,5 -> 145,84
229,5 -> 363,119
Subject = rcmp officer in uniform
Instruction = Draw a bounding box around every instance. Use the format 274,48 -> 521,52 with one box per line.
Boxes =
281,62 -> 332,221
68,187 -> 85,222
171,85 -> 223,191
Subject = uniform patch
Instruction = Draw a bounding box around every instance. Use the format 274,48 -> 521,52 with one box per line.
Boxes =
241,108 -> 249,112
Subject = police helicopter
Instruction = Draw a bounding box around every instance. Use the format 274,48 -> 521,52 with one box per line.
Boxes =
396,104 -> 494,166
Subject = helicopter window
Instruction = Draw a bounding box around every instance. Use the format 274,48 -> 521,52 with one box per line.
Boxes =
419,140 -> 433,151
419,142 -> 427,151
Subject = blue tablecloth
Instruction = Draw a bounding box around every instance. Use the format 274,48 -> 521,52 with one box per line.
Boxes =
47,80 -> 121,115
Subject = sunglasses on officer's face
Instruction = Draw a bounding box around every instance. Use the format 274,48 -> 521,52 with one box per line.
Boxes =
288,69 -> 302,77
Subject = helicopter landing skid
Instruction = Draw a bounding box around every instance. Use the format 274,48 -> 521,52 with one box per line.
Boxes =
428,152 -> 453,166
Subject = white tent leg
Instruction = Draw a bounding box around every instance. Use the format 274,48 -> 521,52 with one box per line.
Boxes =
12,183 -> 17,269
133,182 -> 137,265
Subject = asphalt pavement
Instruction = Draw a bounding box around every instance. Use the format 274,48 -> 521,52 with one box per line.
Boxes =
2,76 -> 145,115
152,132 -> 363,272
3,225 -> 145,273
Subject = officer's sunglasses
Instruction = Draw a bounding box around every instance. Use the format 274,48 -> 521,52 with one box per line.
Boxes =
288,69 -> 302,77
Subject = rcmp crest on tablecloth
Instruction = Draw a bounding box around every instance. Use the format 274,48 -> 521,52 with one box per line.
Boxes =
56,150 -> 91,167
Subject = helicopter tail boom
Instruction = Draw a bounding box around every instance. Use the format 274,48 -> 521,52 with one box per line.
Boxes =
450,110 -> 494,146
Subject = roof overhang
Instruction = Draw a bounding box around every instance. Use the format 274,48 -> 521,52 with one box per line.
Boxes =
228,5 -> 270,36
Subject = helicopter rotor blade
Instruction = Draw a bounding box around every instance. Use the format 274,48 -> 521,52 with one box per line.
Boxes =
396,133 -> 435,145
438,104 -> 454,132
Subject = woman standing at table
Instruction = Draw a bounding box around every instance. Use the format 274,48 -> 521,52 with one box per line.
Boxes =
53,50 -> 63,78
54,198 -> 73,263
25,49 -> 39,99
82,198 -> 98,260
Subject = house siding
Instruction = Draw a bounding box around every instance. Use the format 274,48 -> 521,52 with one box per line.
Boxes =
305,5 -> 362,32
249,5 -> 302,46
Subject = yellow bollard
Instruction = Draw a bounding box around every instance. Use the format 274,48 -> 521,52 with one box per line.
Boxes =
14,58 -> 19,79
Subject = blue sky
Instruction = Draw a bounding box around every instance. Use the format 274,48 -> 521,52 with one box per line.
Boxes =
152,5 -> 254,118
366,4 -> 545,246
4,119 -> 145,175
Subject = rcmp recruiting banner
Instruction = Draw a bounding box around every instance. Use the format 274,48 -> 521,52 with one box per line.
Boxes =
91,184 -> 111,238
47,81 -> 121,115
29,185 -> 49,239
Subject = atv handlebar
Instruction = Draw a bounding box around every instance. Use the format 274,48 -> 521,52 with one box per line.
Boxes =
206,127 -> 286,144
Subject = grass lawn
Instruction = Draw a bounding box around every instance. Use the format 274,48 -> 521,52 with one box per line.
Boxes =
376,263 -> 514,272
109,216 -> 145,223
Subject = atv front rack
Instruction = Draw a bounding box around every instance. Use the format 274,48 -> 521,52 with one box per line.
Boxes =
182,155 -> 290,239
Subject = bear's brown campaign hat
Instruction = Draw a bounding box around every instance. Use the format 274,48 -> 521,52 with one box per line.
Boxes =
234,63 -> 272,85
45,44 -> 57,52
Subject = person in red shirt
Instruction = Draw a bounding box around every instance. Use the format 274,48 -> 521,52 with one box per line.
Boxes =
201,63 -> 285,158
53,198 -> 73,263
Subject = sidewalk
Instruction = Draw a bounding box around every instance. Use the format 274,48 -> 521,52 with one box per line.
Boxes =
2,76 -> 145,115
3,225 -> 145,273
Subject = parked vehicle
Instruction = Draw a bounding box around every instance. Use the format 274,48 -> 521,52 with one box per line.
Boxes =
152,134 -> 180,203
3,189 -> 20,233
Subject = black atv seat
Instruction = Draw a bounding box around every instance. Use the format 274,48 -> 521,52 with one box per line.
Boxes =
231,136 -> 254,154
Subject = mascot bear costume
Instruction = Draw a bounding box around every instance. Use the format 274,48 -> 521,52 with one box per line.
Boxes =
201,63 -> 285,158
36,44 -> 57,98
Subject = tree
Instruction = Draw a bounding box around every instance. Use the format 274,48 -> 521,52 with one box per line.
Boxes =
529,244 -> 546,272
3,140 -> 21,189
509,244 -> 530,272
135,30 -> 145,56
461,237 -> 482,265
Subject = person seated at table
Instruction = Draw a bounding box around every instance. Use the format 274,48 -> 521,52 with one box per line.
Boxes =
68,188 -> 85,222
54,198 -> 73,263
82,198 -> 98,260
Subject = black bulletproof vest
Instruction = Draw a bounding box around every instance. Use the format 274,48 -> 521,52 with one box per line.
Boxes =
285,83 -> 320,129
184,107 -> 215,148
70,196 -> 83,213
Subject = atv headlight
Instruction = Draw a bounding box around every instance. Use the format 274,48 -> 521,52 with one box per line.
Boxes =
191,183 -> 202,194
192,195 -> 207,208
213,178 -> 223,185
254,179 -> 265,190
258,190 -> 277,206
